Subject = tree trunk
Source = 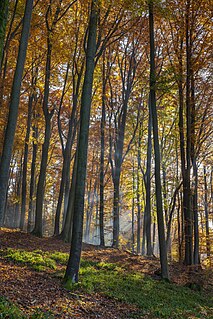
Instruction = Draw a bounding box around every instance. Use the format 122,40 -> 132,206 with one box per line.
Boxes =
27,125 -> 38,232
0,0 -> 8,73
63,164 -> 71,225
204,166 -> 210,258
54,61 -> 78,235
136,146 -> 141,254
145,101 -> 152,256
99,57 -> 106,246
64,0 -> 98,284
0,0 -> 34,225
112,167 -> 120,248
60,151 -> 77,243
32,114 -> 52,237
20,91 -> 34,230
54,118 -> 75,235
149,0 -> 169,279
152,216 -> 156,254
14,164 -> 22,228
184,0 -> 193,265
132,161 -> 135,253
192,161 -> 199,264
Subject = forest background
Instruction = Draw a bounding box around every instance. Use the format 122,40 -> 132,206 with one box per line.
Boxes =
0,0 -> 212,284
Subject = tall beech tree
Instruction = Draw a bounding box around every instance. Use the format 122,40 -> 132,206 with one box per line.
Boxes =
0,0 -> 34,226
64,0 -> 99,283
33,0 -> 77,236
148,0 -> 169,279
20,64 -> 38,230
143,101 -> 152,256
32,1 -> 61,236
0,0 -> 8,73
109,38 -> 138,248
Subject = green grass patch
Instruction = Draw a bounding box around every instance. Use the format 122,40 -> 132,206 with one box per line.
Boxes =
0,297 -> 53,319
3,248 -> 56,271
0,248 -> 69,271
67,260 -> 213,319
49,251 -> 68,265
1,248 -> 212,318
0,296 -> 25,319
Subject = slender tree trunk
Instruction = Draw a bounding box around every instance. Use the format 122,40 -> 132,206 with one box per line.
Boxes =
60,151 -> 77,242
0,0 -> 8,73
204,166 -> 210,258
177,192 -> 182,262
63,165 -> 71,225
64,0 -> 98,284
54,61 -> 78,235
85,183 -> 92,241
132,161 -> 135,252
0,0 -> 18,106
152,216 -> 156,254
192,161 -> 199,264
162,165 -> 168,227
99,57 -> 106,246
14,163 -> 22,228
33,114 -> 52,237
145,101 -> 152,255
54,119 -> 75,235
136,145 -> 141,254
184,0 -> 193,265
20,92 -> 34,229
142,204 -> 146,255
27,125 -> 38,232
148,0 -> 169,279
0,0 -> 34,225
112,167 -> 120,248
190,40 -> 199,264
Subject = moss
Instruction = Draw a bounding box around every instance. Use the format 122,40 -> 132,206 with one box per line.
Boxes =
0,297 -> 53,318
0,296 -> 25,319
2,249 -> 57,271
49,251 -> 68,265
1,248 -> 212,319
75,260 -> 213,319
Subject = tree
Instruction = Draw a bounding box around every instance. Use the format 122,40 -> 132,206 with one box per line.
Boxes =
148,0 -> 169,279
0,0 -> 34,226
144,101 -> 153,256
0,0 -> 8,73
108,37 -> 138,248
64,0 -> 99,283
20,65 -> 38,230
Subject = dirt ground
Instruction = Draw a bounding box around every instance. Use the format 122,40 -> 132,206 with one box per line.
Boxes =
0,228 -> 212,318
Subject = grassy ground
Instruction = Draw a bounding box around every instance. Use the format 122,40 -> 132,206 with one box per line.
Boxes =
0,296 -> 54,319
1,247 -> 212,319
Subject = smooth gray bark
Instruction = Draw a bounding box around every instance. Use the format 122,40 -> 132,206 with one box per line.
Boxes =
0,0 -> 8,72
99,56 -> 106,246
20,83 -> 35,230
148,0 -> 169,279
65,0 -> 98,283
60,151 -> 77,243
145,102 -> 152,255
0,0 -> 34,225
204,166 -> 210,258
27,124 -> 38,232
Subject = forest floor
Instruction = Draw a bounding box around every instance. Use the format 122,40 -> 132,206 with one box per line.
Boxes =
0,228 -> 212,319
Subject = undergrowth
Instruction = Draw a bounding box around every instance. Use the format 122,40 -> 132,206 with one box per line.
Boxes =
70,261 -> 213,319
1,248 -> 213,319
0,296 -> 53,319
1,248 -> 68,271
